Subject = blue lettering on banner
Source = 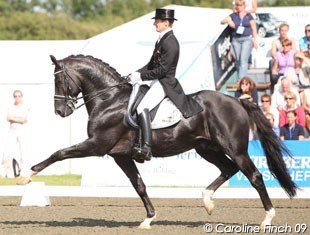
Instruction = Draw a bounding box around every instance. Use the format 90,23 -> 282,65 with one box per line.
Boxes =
229,141 -> 310,187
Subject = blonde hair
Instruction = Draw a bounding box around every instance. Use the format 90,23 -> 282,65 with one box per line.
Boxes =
281,38 -> 292,46
234,0 -> 245,5
284,91 -> 296,100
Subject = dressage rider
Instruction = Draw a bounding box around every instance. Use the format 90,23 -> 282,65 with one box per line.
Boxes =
129,8 -> 202,161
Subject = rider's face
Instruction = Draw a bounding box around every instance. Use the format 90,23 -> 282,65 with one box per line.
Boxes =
153,19 -> 170,33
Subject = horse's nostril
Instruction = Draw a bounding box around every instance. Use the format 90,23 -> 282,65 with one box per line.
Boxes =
55,109 -> 62,115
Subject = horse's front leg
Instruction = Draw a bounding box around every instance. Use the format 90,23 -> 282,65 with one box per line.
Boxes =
17,138 -> 103,184
114,158 -> 156,229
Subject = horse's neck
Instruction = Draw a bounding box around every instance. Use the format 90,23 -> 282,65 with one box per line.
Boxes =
76,60 -> 131,114
81,82 -> 131,115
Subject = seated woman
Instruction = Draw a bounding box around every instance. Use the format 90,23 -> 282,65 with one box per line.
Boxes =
280,110 -> 305,140
234,76 -> 258,104
294,52 -> 310,86
279,91 -> 306,128
271,38 -> 297,90
261,94 -> 280,130
283,53 -> 310,87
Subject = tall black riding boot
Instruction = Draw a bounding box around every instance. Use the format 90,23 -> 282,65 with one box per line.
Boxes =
132,109 -> 153,161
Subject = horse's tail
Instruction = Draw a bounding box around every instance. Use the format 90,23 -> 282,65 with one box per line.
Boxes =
239,99 -> 298,198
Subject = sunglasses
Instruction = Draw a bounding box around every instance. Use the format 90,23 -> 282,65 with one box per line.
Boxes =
262,100 -> 270,103
285,97 -> 293,100
305,29 -> 310,33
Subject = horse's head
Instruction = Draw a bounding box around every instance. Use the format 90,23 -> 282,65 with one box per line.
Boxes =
50,55 -> 81,117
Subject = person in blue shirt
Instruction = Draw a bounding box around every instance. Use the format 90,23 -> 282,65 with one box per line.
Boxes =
299,24 -> 310,53
220,0 -> 258,79
280,110 -> 305,140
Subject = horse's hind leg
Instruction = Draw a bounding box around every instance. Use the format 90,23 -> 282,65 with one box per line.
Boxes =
233,153 -> 275,227
195,148 -> 239,215
114,158 -> 156,229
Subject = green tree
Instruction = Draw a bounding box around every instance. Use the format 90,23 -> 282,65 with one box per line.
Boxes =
0,12 -> 104,39
0,0 -> 309,40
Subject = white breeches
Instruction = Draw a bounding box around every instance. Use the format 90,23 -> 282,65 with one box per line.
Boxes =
136,79 -> 166,114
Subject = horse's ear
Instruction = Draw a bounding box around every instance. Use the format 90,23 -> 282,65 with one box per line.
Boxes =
50,55 -> 59,66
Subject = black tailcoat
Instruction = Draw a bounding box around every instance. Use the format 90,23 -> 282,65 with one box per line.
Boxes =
138,30 -> 202,118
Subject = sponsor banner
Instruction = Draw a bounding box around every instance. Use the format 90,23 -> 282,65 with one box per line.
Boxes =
81,141 -> 310,188
229,141 -> 310,187
81,150 -> 221,187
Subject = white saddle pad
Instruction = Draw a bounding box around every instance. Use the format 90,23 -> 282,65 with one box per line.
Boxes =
127,84 -> 182,129
150,98 -> 182,129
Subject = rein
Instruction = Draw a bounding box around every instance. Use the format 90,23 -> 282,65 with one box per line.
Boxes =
54,64 -> 129,111
74,81 -> 129,110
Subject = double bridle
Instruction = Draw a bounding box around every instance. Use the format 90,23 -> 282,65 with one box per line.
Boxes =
53,62 -> 129,111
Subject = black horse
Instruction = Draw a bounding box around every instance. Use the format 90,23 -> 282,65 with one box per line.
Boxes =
19,55 -> 297,229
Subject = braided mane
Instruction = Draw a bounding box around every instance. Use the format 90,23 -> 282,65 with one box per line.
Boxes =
66,54 -> 122,81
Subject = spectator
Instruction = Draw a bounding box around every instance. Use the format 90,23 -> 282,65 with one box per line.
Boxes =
271,38 -> 297,90
265,112 -> 280,136
232,0 -> 257,16
280,110 -> 304,140
1,90 -> 30,178
234,76 -> 258,103
302,88 -> 310,133
271,78 -> 301,112
269,23 -> 297,92
220,0 -> 258,79
271,23 -> 297,58
279,91 -> 305,128
299,24 -> 310,54
232,0 -> 258,68
275,67 -> 310,95
261,94 -> 279,130
293,53 -> 310,87
304,43 -> 310,59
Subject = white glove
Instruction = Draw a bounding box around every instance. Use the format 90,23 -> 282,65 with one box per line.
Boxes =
129,71 -> 141,84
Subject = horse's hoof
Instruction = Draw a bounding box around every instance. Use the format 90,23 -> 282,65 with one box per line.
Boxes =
138,214 -> 156,229
260,222 -> 270,230
138,223 -> 152,229
260,208 -> 275,229
16,176 -> 32,185
204,199 -> 215,215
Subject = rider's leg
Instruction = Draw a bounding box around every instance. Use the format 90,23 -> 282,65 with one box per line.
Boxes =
133,109 -> 153,161
133,80 -> 165,161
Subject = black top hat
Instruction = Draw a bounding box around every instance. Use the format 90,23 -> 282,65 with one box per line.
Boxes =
152,9 -> 177,21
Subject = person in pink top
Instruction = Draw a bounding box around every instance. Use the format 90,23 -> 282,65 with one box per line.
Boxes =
271,38 -> 297,91
279,91 -> 306,128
